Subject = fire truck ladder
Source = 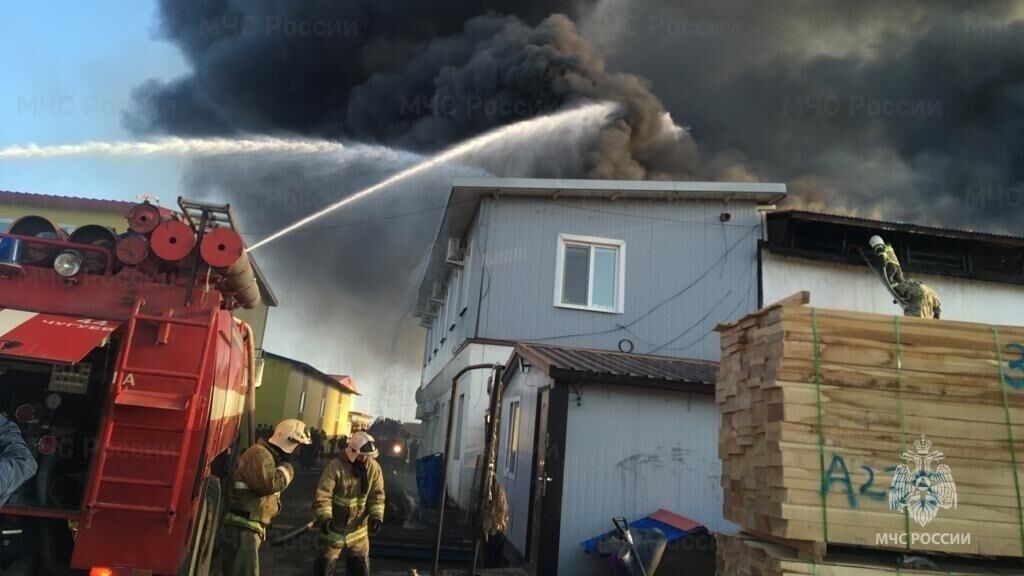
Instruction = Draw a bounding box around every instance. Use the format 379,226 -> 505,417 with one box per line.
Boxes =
84,301 -> 218,533
177,197 -> 240,307
177,197 -> 239,234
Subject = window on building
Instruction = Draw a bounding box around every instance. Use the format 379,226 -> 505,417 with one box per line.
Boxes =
319,394 -> 327,418
298,389 -> 307,417
555,234 -> 625,313
504,399 -> 521,478
453,393 -> 465,461
0,218 -> 12,233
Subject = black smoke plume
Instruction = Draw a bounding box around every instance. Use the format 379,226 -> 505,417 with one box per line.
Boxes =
126,0 -> 694,179
580,0 -> 1024,230
128,0 -> 1024,417
126,0 -> 698,418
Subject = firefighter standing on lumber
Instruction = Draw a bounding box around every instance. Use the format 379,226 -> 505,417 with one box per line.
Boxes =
312,430 -> 385,576
868,235 -> 942,319
222,419 -> 312,576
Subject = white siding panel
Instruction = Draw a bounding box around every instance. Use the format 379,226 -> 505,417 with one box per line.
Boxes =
557,385 -> 736,576
416,342 -> 513,510
475,197 -> 761,361
763,251 -> 1024,325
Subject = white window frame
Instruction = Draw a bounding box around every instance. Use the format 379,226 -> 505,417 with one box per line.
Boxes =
553,233 -> 626,313
297,389 -> 307,417
319,394 -> 327,418
504,397 -> 521,479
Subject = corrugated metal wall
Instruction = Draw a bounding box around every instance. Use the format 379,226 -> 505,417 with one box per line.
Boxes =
558,384 -> 736,575
474,197 -> 761,361
419,194 -> 764,516
762,251 -> 1024,324
421,196 -> 762,384
422,212 -> 485,386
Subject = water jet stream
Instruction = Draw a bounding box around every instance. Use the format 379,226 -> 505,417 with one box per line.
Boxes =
0,136 -> 346,158
246,101 -> 618,252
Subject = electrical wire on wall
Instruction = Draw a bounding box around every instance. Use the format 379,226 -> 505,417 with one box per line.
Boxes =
522,224 -> 760,344
599,252 -> 757,355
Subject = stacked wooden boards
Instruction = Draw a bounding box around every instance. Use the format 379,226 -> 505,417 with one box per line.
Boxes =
716,299 -> 1024,558
717,534 -> 1024,575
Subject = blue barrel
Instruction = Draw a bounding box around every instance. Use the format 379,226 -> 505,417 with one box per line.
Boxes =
415,453 -> 444,509
0,237 -> 23,264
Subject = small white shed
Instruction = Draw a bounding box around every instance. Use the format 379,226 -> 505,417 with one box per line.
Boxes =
495,342 -> 736,575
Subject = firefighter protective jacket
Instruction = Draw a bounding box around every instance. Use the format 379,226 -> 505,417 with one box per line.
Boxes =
312,456 -> 385,554
224,439 -> 294,536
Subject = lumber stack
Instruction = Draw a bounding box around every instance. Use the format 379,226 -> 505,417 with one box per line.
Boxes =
716,534 -> 1024,575
716,299 -> 1024,558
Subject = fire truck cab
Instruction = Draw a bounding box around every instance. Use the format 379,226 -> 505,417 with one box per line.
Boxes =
0,198 -> 261,575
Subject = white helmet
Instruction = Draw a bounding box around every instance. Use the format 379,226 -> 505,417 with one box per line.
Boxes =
869,235 -> 885,249
269,419 -> 312,454
346,431 -> 379,459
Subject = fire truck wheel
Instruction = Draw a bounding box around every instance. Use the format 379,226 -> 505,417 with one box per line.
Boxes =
177,477 -> 222,576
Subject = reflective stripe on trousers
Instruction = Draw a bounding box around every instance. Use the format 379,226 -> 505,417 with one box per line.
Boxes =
321,524 -> 369,547
223,512 -> 266,538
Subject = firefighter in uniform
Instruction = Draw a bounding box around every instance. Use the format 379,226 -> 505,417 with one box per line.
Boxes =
894,279 -> 942,319
221,419 -> 312,576
312,431 -> 385,576
869,235 -> 905,286
869,235 -> 941,319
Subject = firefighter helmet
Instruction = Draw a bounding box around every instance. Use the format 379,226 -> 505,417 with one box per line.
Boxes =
269,419 -> 313,453
346,431 -> 379,459
869,235 -> 885,249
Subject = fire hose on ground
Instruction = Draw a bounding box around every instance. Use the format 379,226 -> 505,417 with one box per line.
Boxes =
268,519 -> 316,547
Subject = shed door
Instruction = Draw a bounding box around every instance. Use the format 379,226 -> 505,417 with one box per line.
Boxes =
528,387 -> 552,571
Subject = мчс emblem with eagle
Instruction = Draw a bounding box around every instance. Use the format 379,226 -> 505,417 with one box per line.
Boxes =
888,435 -> 958,527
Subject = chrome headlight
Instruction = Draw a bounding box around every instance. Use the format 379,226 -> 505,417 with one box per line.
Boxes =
54,250 -> 84,278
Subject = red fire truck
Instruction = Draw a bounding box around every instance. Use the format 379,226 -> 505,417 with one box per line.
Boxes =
0,198 -> 262,575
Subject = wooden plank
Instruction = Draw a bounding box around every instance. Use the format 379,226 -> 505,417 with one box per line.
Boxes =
717,303 -> 1024,560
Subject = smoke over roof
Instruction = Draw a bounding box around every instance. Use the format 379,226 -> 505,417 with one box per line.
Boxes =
126,0 -> 1024,417
579,0 -> 1024,230
126,0 -> 693,179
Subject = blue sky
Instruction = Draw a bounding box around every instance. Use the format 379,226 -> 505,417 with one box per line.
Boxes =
0,1 -> 188,201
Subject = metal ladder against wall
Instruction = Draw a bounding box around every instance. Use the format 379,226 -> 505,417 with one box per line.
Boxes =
84,300 -> 218,533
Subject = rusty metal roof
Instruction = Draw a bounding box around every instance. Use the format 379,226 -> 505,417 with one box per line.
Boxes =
329,374 -> 359,395
512,343 -> 717,392
774,210 -> 1024,245
0,190 -> 136,213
